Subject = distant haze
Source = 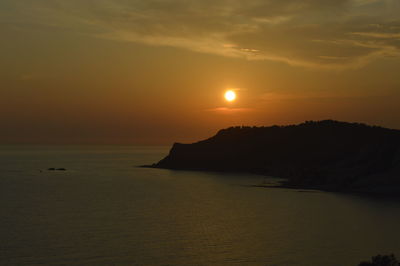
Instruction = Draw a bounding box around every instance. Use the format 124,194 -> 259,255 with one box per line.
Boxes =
1,0 -> 400,144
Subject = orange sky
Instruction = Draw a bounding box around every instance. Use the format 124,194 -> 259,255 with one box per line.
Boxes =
1,0 -> 400,144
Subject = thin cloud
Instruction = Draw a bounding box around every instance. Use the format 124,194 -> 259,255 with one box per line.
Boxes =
351,32 -> 400,39
4,0 -> 400,70
205,107 -> 255,113
259,90 -> 391,101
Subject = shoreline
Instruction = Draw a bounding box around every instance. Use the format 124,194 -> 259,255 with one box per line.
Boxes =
140,164 -> 400,199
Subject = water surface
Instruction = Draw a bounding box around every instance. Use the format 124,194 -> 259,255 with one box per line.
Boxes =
1,146 -> 399,265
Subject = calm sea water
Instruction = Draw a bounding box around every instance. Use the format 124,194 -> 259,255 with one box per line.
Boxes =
1,146 -> 400,266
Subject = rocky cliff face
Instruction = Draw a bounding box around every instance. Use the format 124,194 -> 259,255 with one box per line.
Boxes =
152,120 -> 400,193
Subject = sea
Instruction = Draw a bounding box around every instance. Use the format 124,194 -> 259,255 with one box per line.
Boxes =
1,146 -> 399,266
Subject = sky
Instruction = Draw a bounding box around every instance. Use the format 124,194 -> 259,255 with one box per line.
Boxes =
1,0 -> 400,144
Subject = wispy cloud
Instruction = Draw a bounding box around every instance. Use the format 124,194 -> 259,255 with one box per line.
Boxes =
351,32 -> 400,39
3,0 -> 400,70
205,107 -> 254,113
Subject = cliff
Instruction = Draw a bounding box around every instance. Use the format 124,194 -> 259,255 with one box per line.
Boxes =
149,120 -> 400,194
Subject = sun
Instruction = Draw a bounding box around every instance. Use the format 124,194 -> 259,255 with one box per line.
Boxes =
224,90 -> 236,102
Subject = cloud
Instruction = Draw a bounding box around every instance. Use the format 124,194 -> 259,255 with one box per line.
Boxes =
205,107 -> 254,113
3,0 -> 400,70
259,90 -> 385,101
351,32 -> 400,39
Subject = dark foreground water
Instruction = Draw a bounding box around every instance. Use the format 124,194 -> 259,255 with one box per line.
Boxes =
1,146 -> 400,266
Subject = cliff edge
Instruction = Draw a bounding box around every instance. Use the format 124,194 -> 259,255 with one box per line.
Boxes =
149,120 -> 400,194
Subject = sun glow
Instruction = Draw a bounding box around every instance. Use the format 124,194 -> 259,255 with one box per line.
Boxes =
224,90 -> 236,102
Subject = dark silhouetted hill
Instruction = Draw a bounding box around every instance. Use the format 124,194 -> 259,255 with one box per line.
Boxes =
148,120 -> 400,194
359,254 -> 399,266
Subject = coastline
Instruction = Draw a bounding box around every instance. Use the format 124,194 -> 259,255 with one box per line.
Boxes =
140,164 -> 400,198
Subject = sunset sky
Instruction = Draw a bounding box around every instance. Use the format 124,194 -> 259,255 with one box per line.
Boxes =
1,0 -> 400,144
